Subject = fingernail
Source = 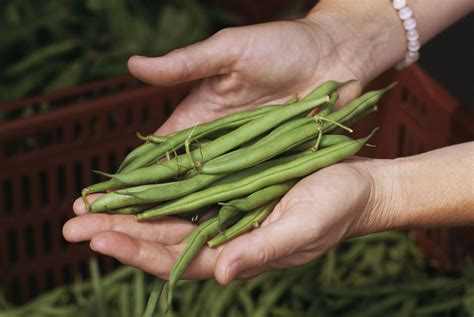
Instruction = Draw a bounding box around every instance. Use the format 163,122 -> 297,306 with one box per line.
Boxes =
225,260 -> 242,283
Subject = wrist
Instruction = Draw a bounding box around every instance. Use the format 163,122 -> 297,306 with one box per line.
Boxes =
303,0 -> 406,85
352,143 -> 474,238
345,158 -> 404,238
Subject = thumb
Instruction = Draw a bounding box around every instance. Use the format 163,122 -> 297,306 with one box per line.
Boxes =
214,207 -> 304,285
128,30 -> 239,86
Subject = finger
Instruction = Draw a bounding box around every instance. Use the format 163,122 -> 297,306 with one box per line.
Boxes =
128,30 -> 239,87
73,194 -> 104,215
90,231 -> 217,279
63,213 -> 195,245
214,204 -> 305,285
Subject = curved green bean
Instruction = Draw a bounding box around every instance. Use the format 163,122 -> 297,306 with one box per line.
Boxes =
167,209 -> 240,311
209,200 -> 278,248
136,128 -> 377,220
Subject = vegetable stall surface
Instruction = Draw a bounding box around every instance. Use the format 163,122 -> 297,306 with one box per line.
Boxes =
77,80 -> 398,312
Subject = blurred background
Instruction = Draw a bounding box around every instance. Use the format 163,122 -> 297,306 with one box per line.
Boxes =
0,0 -> 473,316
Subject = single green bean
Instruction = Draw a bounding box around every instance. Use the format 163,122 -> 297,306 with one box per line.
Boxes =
167,210 -> 240,311
143,278 -> 166,317
323,83 -> 395,131
117,142 -> 156,173
109,95 -> 329,186
216,180 -> 297,226
136,129 -> 376,220
133,270 -> 145,317
108,204 -> 159,215
89,259 -> 106,317
90,174 -> 226,212
302,79 -> 355,101
209,200 -> 278,248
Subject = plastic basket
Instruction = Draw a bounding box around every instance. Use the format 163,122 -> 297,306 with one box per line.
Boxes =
0,76 -> 191,303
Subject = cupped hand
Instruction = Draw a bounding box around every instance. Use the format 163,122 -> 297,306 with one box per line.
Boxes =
63,9 -> 389,284
63,158 -> 385,284
128,17 -> 366,135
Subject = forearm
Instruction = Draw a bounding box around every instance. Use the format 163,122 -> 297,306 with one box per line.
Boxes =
304,0 -> 473,85
362,142 -> 474,234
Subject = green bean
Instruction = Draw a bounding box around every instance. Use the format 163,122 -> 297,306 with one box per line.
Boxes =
324,83 -> 396,132
209,282 -> 241,317
200,122 -> 321,174
238,289 -> 254,316
352,294 -> 406,317
302,79 -> 355,102
137,129 -> 377,220
143,278 -> 166,317
106,203 -> 158,215
222,180 -> 297,212
90,173 -> 226,212
253,267 -> 306,317
318,92 -> 339,117
133,270 -> 145,317
136,132 -> 168,144
89,184 -> 157,212
200,117 -> 315,170
289,134 -> 354,153
107,95 -> 329,187
89,259 -> 106,317
216,180 -> 296,227
167,210 -> 240,310
117,142 -> 157,173
118,285 -> 130,317
209,200 -> 278,248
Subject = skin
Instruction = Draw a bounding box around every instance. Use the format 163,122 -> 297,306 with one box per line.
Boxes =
64,0 -> 474,285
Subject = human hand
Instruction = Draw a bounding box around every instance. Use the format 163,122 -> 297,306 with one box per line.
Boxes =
127,7 -> 391,135
63,157 -> 384,284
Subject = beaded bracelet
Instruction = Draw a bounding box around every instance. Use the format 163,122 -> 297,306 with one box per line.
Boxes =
392,0 -> 420,69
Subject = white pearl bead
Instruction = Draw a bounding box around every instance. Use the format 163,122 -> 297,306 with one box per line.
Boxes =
398,7 -> 413,20
406,51 -> 419,62
408,39 -> 421,51
407,29 -> 419,41
403,18 -> 417,31
392,0 -> 406,10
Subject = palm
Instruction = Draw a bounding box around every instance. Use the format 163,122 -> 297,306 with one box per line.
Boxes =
128,20 -> 362,134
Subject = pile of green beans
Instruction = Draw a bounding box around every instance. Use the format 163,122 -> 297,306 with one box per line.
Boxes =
81,80 -> 395,311
2,232 -> 473,317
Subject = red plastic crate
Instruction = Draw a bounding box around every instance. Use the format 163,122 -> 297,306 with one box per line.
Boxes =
0,76 -> 192,304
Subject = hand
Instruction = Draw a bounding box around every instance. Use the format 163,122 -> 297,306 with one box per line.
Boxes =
63,157 -> 382,284
127,17 -> 370,135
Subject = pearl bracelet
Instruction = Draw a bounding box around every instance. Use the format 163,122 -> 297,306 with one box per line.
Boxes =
392,0 -> 420,69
